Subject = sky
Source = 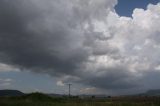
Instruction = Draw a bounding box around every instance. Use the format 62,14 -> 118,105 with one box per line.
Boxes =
115,0 -> 160,17
0,0 -> 160,96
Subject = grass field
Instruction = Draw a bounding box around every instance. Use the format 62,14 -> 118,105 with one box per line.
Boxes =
1,93 -> 160,106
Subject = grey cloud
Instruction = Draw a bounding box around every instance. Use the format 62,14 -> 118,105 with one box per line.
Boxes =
1,0 -> 160,94
0,0 -> 92,72
79,67 -> 139,89
0,0 -> 89,76
0,0 -> 131,90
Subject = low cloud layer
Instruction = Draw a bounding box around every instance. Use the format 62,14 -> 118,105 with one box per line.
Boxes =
0,0 -> 160,93
0,78 -> 12,87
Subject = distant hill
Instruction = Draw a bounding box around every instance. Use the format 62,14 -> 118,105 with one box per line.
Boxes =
0,90 -> 24,96
144,89 -> 160,96
134,89 -> 160,96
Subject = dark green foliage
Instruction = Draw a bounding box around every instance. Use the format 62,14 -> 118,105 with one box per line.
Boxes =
1,93 -> 160,106
21,93 -> 54,102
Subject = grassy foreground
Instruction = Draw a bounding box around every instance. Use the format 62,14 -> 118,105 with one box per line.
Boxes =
1,93 -> 160,106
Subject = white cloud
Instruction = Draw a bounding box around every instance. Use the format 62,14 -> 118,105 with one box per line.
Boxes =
88,3 -> 160,74
46,2 -> 160,91
75,2 -> 160,91
0,63 -> 20,72
56,81 -> 64,86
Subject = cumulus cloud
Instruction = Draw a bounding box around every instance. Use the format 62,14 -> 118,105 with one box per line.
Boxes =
0,0 -> 160,93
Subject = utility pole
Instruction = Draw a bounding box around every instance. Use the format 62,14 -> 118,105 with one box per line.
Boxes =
67,83 -> 72,97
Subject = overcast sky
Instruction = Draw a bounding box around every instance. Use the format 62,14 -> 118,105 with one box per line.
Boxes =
0,0 -> 160,95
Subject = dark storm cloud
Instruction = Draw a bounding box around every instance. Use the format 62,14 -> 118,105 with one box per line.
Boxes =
0,0 -> 89,75
83,68 -> 138,89
0,0 -> 138,90
2,0 -> 158,92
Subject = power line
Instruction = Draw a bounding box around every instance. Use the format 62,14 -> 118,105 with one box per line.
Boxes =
67,83 -> 72,97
